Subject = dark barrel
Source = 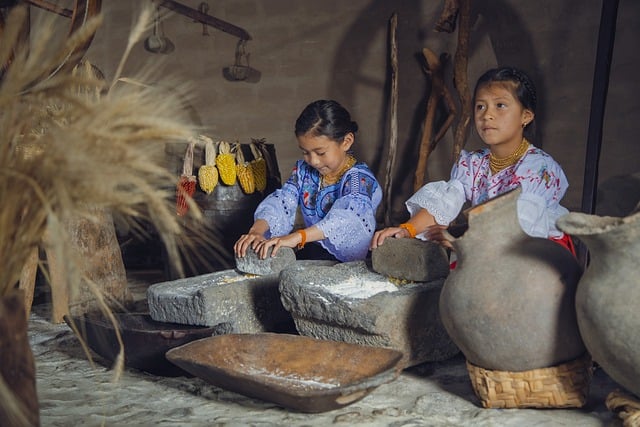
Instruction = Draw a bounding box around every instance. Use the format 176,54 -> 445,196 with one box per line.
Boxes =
164,141 -> 281,279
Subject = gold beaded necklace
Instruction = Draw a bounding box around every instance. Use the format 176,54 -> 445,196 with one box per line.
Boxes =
489,138 -> 530,175
320,155 -> 356,187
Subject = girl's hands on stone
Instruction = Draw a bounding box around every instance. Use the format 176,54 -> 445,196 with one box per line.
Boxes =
370,226 -> 409,249
255,233 -> 300,259
234,231 -> 266,258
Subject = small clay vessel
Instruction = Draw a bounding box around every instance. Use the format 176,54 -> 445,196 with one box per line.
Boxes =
557,209 -> 640,397
439,188 -> 584,371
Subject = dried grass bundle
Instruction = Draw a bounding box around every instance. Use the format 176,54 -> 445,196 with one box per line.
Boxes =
0,5 -> 218,425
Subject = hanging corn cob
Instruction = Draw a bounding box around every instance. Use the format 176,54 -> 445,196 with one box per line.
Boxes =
235,143 -> 256,194
176,138 -> 197,216
216,140 -> 237,185
197,136 -> 218,194
250,139 -> 268,192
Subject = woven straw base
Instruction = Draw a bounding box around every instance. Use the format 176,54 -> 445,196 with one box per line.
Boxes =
606,389 -> 640,427
467,353 -> 593,409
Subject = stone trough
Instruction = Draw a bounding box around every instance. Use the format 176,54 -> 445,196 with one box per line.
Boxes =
147,257 -> 336,334
279,261 -> 460,368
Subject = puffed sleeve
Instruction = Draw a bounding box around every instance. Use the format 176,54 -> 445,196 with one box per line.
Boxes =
515,154 -> 570,238
315,169 -> 382,261
253,162 -> 301,238
405,151 -> 471,226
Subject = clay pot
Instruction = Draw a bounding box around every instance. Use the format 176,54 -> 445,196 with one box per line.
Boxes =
557,209 -> 640,397
439,188 -> 585,371
0,289 -> 40,426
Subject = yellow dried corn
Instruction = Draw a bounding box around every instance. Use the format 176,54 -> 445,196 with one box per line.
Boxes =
249,140 -> 267,192
215,140 -> 237,185
198,136 -> 218,194
235,144 -> 256,194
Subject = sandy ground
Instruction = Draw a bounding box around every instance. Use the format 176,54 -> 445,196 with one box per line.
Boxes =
28,274 -> 624,427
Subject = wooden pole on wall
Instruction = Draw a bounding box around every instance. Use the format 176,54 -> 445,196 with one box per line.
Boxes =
577,0 -> 619,268
581,0 -> 620,215
382,12 -> 399,226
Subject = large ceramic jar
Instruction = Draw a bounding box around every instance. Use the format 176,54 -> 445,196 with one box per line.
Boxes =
557,209 -> 640,397
439,188 -> 585,371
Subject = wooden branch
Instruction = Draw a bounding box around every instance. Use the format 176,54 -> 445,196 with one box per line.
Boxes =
382,12 -> 398,226
413,51 -> 456,191
435,0 -> 459,33
413,48 -> 443,192
451,0 -> 471,161
433,74 -> 457,143
158,0 -> 252,40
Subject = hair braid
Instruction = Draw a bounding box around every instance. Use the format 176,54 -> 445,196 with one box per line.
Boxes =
510,68 -> 537,112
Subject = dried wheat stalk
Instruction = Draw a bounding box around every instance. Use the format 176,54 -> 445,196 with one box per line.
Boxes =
0,5 -> 215,425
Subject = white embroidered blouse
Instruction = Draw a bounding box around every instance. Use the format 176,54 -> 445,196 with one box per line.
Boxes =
406,144 -> 570,239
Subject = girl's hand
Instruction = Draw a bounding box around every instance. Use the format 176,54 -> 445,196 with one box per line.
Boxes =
255,232 -> 301,259
234,231 -> 266,258
234,219 -> 270,258
370,226 -> 409,249
424,224 -> 454,250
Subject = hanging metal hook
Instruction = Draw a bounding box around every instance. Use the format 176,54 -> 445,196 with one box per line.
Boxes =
198,2 -> 210,36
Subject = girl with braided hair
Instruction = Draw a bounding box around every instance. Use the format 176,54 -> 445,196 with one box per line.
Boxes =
235,99 -> 382,262
371,66 -> 576,257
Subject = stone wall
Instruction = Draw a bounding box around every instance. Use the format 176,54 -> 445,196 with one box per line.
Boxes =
35,0 -> 640,222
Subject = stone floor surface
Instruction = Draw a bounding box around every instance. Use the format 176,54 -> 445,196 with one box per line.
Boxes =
29,272 -> 625,427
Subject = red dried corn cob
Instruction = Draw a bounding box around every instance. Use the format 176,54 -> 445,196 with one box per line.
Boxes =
176,139 -> 197,216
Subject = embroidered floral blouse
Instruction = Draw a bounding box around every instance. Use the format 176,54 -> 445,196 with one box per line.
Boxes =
406,144 -> 570,239
254,159 -> 382,261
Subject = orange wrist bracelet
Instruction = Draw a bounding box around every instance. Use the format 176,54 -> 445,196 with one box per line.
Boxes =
399,222 -> 417,238
296,229 -> 307,249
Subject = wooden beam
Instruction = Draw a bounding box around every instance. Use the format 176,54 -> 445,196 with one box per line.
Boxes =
24,0 -> 73,18
158,0 -> 251,41
581,0 -> 619,215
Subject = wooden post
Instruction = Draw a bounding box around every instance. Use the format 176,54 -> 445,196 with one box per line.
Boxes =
451,0 -> 472,161
578,0 -> 619,269
44,209 -> 130,323
382,12 -> 399,226
0,290 -> 40,426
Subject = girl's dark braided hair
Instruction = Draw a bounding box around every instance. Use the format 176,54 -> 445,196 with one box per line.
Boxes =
295,100 -> 358,141
473,66 -> 537,138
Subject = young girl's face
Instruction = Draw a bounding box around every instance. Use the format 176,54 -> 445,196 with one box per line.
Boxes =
474,82 -> 534,152
298,132 -> 354,176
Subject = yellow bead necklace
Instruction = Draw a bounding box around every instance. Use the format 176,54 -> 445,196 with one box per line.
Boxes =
489,138 -> 530,175
320,155 -> 356,187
